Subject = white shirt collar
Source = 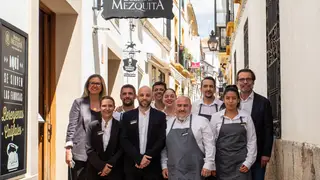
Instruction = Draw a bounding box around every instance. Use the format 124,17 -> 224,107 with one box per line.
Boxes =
200,98 -> 219,106
219,109 -> 247,119
101,117 -> 113,127
241,91 -> 254,101
175,114 -> 191,124
139,107 -> 151,115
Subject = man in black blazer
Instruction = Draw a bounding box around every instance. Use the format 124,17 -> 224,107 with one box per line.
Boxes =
121,86 -> 166,180
86,117 -> 123,180
236,69 -> 273,180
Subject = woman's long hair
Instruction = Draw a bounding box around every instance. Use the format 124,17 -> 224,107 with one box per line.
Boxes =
82,74 -> 107,98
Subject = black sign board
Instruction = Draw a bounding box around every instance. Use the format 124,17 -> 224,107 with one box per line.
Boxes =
102,0 -> 174,20
0,19 -> 28,179
123,58 -> 137,72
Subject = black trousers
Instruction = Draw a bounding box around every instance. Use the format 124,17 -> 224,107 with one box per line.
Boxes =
68,160 -> 87,180
125,170 -> 162,180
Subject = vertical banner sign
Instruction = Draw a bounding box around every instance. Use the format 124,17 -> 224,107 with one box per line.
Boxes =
0,19 -> 28,179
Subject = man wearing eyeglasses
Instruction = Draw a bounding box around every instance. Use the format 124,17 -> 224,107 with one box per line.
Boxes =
236,69 -> 273,180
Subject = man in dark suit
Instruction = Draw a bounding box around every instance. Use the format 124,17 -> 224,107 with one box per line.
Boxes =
121,86 -> 166,180
236,69 -> 273,180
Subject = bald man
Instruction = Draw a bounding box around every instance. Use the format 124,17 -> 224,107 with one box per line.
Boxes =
161,96 -> 214,180
121,86 -> 167,180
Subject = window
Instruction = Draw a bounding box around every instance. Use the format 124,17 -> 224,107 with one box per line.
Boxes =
158,70 -> 165,82
166,19 -> 171,40
233,51 -> 237,82
244,18 -> 249,68
163,18 -> 167,38
151,66 -> 157,84
266,0 -> 281,139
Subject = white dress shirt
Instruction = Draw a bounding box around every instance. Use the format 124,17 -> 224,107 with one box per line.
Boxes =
151,101 -> 165,111
139,108 -> 150,154
161,114 -> 215,170
240,91 -> 254,115
191,98 -> 223,115
101,118 -> 113,151
210,109 -> 257,170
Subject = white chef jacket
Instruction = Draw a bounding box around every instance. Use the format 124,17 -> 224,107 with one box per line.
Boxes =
210,109 -> 257,170
191,98 -> 223,115
161,114 -> 215,170
101,118 -> 113,151
139,108 -> 150,154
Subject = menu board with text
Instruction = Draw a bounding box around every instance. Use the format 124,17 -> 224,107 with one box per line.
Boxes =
0,19 -> 28,180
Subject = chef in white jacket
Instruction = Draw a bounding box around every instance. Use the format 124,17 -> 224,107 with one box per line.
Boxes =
161,96 -> 214,180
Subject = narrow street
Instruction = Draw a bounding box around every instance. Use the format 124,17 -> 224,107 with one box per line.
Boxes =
0,0 -> 320,179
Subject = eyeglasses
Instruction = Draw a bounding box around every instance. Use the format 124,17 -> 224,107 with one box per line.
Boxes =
237,78 -> 253,83
89,82 -> 102,86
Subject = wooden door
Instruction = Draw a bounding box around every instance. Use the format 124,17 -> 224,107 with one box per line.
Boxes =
38,4 -> 56,180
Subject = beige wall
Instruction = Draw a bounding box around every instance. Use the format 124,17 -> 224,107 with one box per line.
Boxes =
55,13 -> 82,179
280,0 -> 320,145
0,0 -> 39,179
108,59 -> 123,107
231,0 -> 267,96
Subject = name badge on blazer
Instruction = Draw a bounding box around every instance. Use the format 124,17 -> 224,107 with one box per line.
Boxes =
130,120 -> 137,124
97,131 -> 104,135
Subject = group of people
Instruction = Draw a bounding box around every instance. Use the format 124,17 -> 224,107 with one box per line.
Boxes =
65,68 -> 274,180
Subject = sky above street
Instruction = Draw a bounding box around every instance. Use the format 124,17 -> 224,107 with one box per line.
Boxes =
190,0 -> 215,38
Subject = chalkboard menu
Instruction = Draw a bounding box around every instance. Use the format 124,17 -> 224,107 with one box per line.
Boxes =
0,19 -> 28,179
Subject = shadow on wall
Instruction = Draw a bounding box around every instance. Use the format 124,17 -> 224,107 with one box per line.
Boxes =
108,48 -> 121,95
55,14 -> 78,83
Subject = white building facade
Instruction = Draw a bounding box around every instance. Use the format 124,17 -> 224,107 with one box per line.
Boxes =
230,0 -> 320,179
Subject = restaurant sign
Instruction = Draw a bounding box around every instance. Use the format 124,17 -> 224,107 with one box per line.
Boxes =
0,18 -> 28,180
102,0 -> 174,20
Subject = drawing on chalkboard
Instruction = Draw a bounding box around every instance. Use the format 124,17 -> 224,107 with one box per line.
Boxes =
7,143 -> 19,172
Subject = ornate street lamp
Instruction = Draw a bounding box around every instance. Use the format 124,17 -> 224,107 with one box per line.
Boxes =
207,30 -> 219,51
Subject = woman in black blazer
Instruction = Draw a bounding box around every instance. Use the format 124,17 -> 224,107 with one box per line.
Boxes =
86,96 -> 124,180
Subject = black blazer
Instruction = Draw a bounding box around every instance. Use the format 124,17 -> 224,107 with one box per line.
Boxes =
86,118 -> 124,180
120,107 -> 166,174
251,93 -> 273,160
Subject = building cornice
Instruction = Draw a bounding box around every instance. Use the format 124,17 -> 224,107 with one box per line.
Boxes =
186,2 -> 199,36
173,0 -> 187,22
230,0 -> 248,48
140,19 -> 171,52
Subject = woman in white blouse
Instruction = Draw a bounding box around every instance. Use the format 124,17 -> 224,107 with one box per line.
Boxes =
162,88 -> 176,121
211,85 -> 257,180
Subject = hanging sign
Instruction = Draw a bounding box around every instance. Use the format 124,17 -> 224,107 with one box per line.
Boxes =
102,0 -> 174,20
123,57 -> 138,72
0,19 -> 28,179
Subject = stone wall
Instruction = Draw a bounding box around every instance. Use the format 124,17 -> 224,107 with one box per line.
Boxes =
265,139 -> 320,180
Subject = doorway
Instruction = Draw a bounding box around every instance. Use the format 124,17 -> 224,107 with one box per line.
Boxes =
38,4 -> 56,180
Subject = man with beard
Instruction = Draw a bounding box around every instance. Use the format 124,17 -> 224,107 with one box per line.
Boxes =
192,76 -> 223,121
161,96 -> 214,180
236,69 -> 273,180
121,86 -> 167,180
151,81 -> 167,111
114,84 -> 136,120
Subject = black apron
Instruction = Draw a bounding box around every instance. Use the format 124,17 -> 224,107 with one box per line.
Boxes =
216,117 -> 251,180
166,115 -> 205,180
198,104 -> 218,121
